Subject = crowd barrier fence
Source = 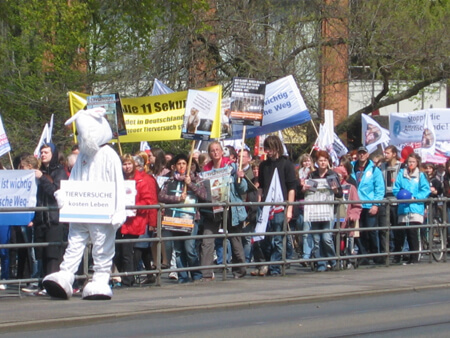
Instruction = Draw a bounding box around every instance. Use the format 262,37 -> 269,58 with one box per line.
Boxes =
0,197 -> 448,287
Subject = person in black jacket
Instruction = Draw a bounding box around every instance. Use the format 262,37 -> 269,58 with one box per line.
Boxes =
258,136 -> 297,276
32,143 -> 68,279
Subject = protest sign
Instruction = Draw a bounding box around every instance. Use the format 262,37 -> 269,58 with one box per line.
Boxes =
181,90 -> 219,141
304,179 -> 334,223
0,115 -> 11,157
230,78 -> 266,126
220,97 -> 233,139
389,108 -> 450,162
87,93 -> 127,138
200,166 -> 231,214
230,75 -> 310,139
161,180 -> 196,233
361,114 -> 390,154
0,170 -> 37,226
124,180 -> 137,217
68,85 -> 222,143
59,181 -> 116,224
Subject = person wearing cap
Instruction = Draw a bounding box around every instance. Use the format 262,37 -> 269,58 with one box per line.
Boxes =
351,146 -> 385,265
392,152 -> 430,264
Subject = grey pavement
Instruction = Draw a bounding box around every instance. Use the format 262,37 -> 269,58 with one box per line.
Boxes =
0,262 -> 449,333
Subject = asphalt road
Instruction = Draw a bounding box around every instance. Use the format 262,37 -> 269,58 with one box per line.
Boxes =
4,288 -> 450,338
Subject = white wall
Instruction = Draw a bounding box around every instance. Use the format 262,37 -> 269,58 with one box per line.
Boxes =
349,81 -> 447,116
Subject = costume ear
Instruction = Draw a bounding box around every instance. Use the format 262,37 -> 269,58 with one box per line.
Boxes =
64,107 -> 106,126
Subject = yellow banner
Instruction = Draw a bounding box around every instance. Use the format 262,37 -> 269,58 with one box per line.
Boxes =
68,85 -> 222,142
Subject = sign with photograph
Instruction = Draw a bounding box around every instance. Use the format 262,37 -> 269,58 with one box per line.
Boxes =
200,166 -> 232,214
59,181 -> 116,224
87,93 -> 127,138
161,181 -> 196,233
229,75 -> 310,139
181,90 -> 219,141
230,78 -> 266,126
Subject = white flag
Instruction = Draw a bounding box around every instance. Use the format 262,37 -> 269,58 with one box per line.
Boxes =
140,141 -> 151,152
33,123 -> 49,158
48,114 -> 54,143
314,124 -> 339,166
0,115 -> 11,157
421,110 -> 436,159
278,131 -> 289,157
254,168 -> 284,241
361,114 -> 390,154
151,78 -> 174,96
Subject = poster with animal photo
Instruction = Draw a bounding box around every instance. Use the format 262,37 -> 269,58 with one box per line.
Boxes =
229,78 -> 266,126
161,180 -> 197,233
200,166 -> 231,214
87,93 -> 127,139
181,90 -> 219,141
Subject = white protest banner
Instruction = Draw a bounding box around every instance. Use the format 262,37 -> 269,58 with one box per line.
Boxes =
230,75 -> 310,139
59,181 -> 116,224
0,170 -> 37,226
181,89 -> 219,141
390,108 -> 450,162
361,114 -> 390,154
0,115 -> 11,157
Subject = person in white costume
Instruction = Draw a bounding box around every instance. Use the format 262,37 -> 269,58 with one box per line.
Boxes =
43,107 -> 126,300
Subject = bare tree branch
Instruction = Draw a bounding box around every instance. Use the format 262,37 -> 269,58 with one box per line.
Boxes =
336,74 -> 445,135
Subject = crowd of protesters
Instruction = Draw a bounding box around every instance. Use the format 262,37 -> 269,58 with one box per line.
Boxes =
1,137 -> 449,294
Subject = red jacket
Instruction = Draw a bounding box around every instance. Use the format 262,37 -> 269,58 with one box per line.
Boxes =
121,170 -> 158,235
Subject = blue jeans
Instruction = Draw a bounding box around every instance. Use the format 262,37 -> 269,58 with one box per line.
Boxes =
311,221 -> 336,270
176,222 -> 202,283
164,223 -> 202,283
266,212 -> 285,275
297,214 -> 313,259
242,235 -> 252,263
215,238 -> 231,265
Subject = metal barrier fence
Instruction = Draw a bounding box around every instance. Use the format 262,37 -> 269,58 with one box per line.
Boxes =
0,197 -> 448,287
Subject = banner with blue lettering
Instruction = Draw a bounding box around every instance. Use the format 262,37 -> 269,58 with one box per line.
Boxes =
229,75 -> 310,139
0,170 -> 37,226
389,108 -> 450,162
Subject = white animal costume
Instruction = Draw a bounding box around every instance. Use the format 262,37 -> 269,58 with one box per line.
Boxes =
43,108 -> 126,300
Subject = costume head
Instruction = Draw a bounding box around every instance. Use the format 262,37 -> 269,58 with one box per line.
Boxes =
65,108 -> 112,158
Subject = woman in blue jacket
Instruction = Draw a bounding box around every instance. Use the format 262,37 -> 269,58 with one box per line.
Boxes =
393,153 -> 430,264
